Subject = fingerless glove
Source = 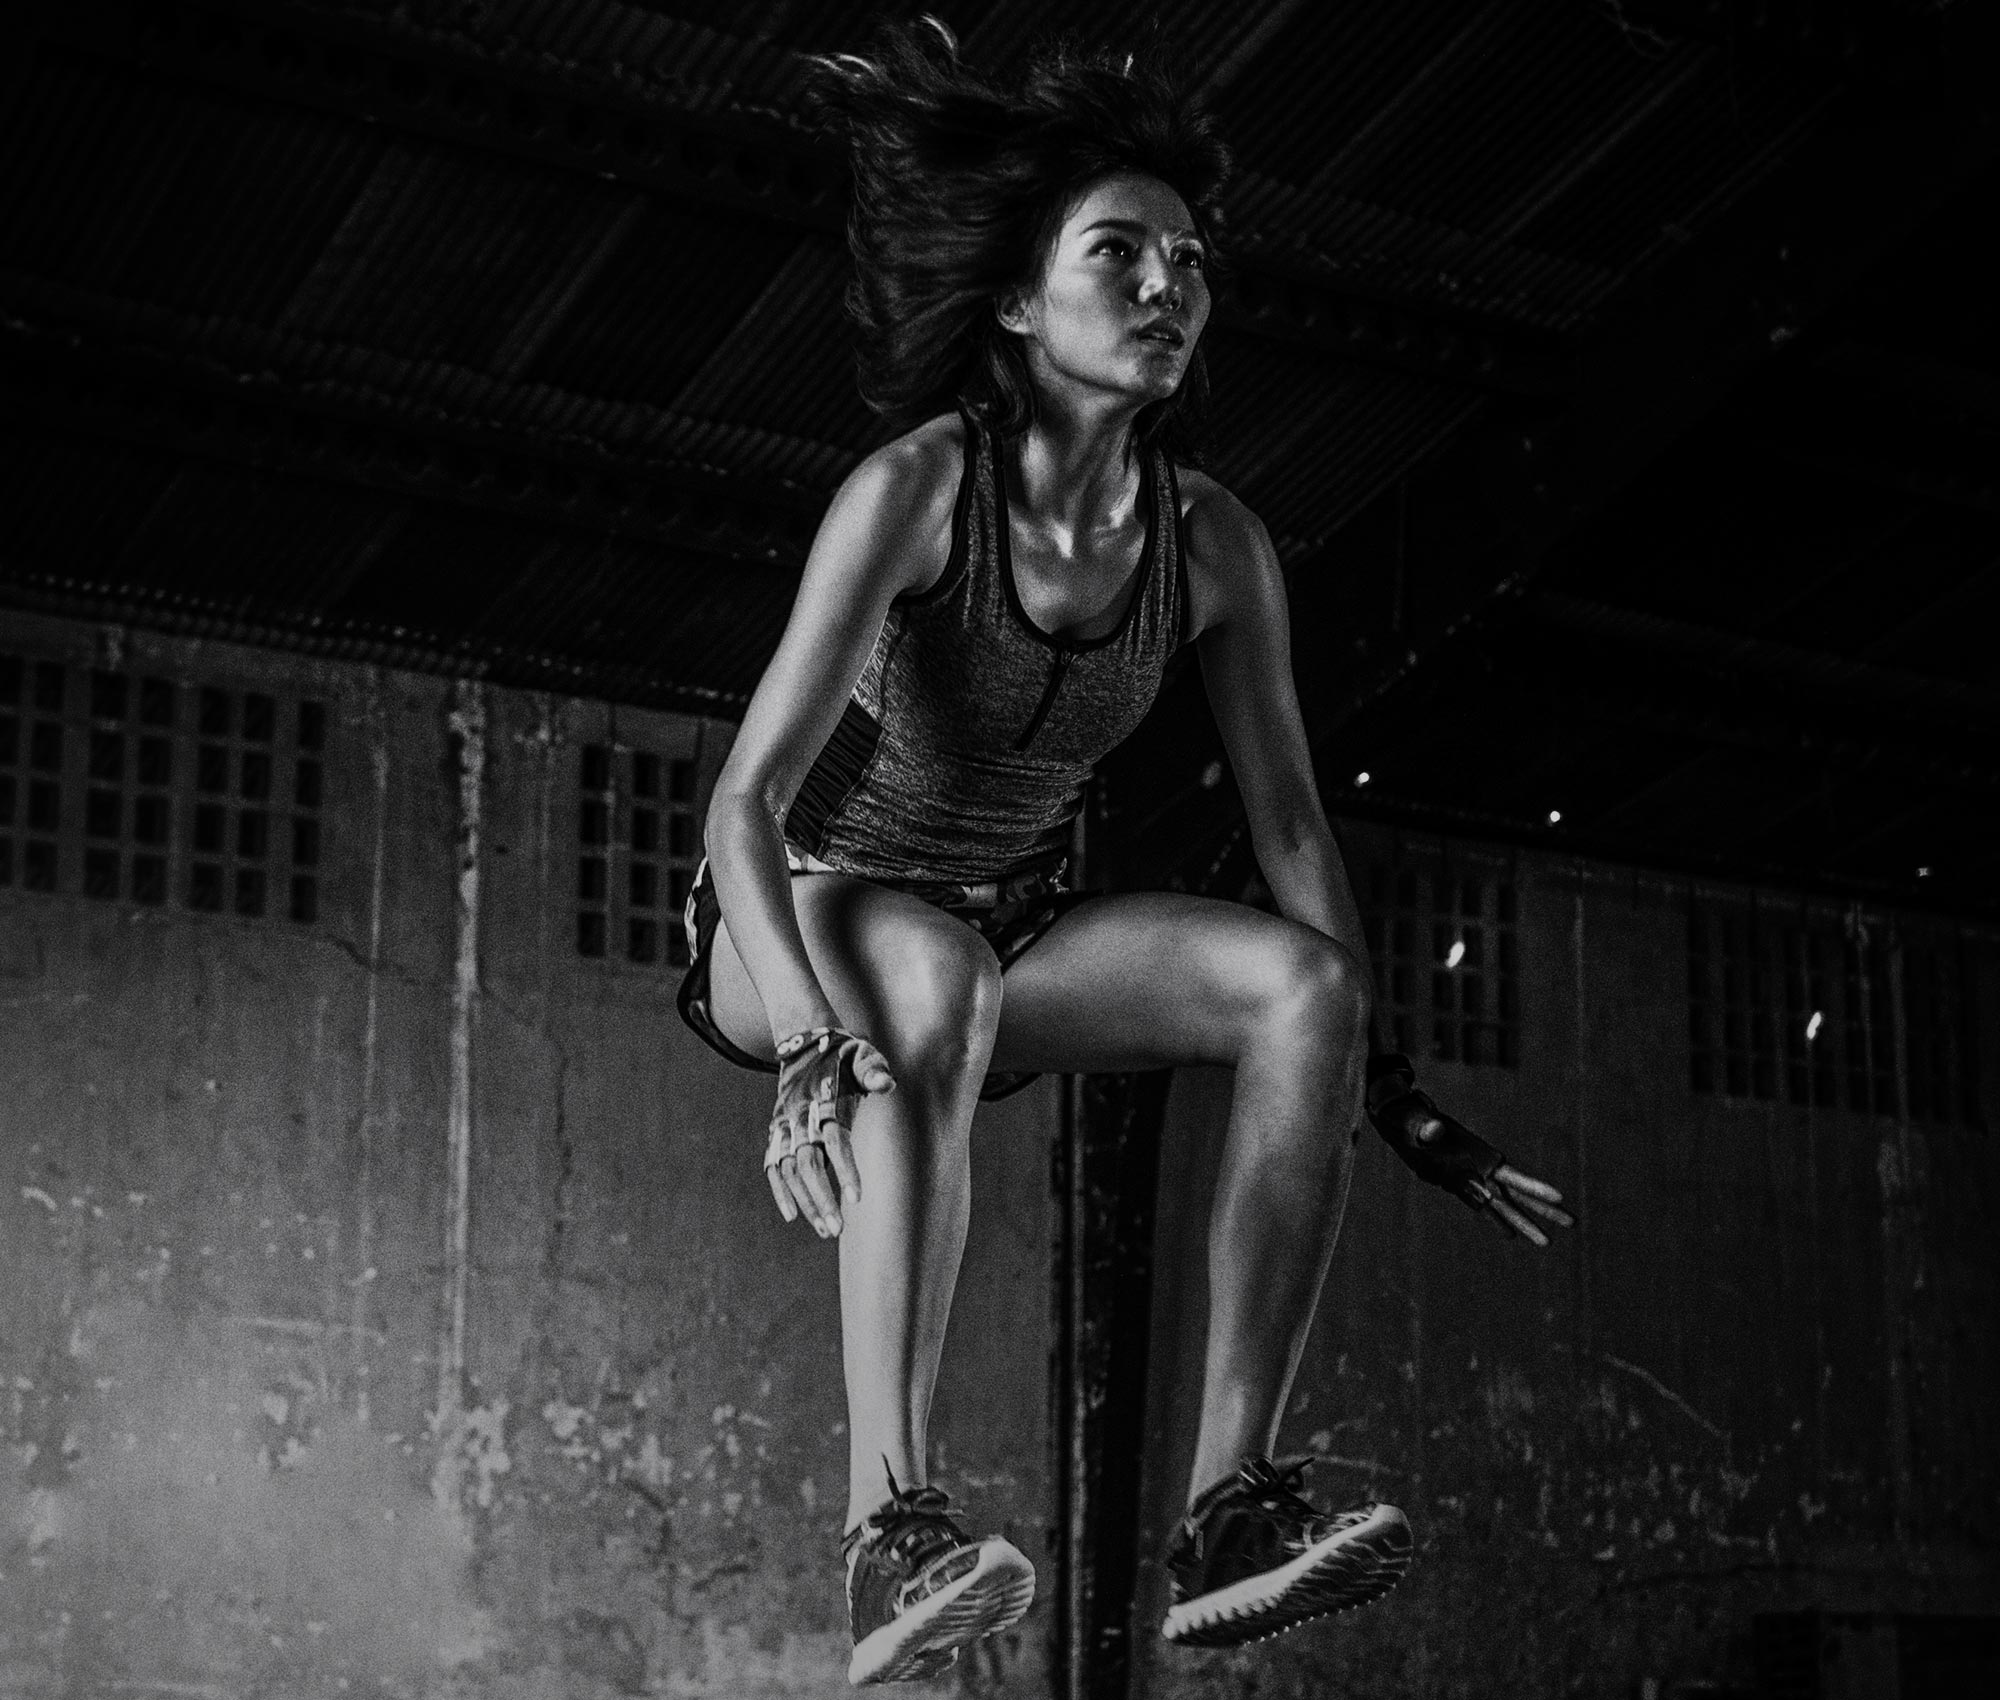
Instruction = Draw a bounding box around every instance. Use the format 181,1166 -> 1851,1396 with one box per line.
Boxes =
1365,1051 -> 1505,1213
765,1026 -> 893,1175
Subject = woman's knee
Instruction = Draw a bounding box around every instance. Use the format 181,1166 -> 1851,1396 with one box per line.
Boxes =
873,919 -> 1003,1089
1259,928 -> 1372,1053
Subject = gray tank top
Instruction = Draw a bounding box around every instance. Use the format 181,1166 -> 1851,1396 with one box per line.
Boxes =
786,416 -> 1188,884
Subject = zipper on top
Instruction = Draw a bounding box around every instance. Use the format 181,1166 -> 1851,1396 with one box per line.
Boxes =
1013,650 -> 1075,752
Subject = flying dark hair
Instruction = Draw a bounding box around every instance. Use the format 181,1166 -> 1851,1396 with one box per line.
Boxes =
807,18 -> 1232,465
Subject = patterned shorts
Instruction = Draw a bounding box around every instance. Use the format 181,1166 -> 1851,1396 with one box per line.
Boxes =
675,845 -> 1094,1101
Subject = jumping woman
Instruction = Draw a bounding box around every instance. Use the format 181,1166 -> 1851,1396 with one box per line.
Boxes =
676,20 -> 1572,1686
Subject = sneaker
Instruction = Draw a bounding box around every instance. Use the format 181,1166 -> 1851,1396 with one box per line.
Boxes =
843,1476 -> 1036,1685
1160,1455 -> 1411,1648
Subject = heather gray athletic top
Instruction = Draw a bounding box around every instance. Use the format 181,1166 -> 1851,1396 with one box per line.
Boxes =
785,416 -> 1188,885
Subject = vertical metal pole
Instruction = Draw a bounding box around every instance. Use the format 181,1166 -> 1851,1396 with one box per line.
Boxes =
349,671 -> 391,1430
1051,796 -> 1088,1700
434,679 -> 484,1507
1883,923 -> 1921,1546
1049,777 -> 1171,1700
1049,1068 -> 1080,1700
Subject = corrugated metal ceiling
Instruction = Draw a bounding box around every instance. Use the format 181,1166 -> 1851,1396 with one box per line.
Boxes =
3,0 -> 1992,906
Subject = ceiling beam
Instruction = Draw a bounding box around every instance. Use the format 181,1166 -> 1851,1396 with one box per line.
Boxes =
44,0 -> 847,234
1524,593 -> 2000,740
0,313 -> 825,567
1503,666 -> 2000,799
30,0 -> 1567,399
0,566 -> 759,719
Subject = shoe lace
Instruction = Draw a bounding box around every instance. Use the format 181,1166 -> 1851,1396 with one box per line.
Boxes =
1237,1454 -> 1322,1521
841,1466 -> 966,1573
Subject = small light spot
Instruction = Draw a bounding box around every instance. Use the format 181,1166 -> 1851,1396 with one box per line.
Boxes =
1547,809 -> 1562,825
1200,760 -> 1224,789
1805,1010 -> 1823,1042
1916,866 -> 1931,878
1355,770 -> 1371,786
1444,940 -> 1466,970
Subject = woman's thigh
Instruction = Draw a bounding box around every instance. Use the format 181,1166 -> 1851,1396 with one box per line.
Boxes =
705,873 -> 1003,1068
989,892 -> 1362,1076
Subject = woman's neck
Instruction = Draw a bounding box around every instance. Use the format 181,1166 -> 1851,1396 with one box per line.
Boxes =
1009,388 -> 1144,547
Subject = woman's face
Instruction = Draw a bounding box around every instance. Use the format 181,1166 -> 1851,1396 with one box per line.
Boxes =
1001,172 -> 1211,407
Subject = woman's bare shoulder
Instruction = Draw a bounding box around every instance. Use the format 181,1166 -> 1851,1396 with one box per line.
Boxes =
839,414 -> 966,526
821,415 -> 967,597
1174,466 -> 1267,554
1172,465 -> 1280,637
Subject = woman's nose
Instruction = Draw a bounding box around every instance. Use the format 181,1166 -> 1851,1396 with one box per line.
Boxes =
1136,258 -> 1180,306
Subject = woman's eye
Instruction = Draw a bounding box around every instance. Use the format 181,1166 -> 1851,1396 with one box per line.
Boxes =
1094,238 -> 1134,259
1175,248 -> 1206,270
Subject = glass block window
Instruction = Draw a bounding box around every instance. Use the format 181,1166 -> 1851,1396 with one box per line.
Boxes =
0,650 -> 326,924
1365,862 -> 1518,1068
0,654 -> 65,894
1688,900 -> 1980,1124
575,742 -> 698,968
1366,864 -> 1423,1058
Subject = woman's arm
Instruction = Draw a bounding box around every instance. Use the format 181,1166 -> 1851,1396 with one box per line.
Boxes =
705,423 -> 960,1046
1186,483 -> 1573,1245
1186,486 -> 1373,997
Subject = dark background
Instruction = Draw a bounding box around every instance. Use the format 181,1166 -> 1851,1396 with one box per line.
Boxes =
5,0 -> 1997,918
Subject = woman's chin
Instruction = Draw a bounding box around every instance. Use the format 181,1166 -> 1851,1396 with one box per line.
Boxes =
1040,352 -> 1188,408
1119,359 -> 1188,402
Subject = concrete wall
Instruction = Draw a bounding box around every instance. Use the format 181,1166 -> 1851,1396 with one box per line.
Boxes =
1132,830 -> 2000,1699
0,611 -> 1056,1700
8,606 -> 1998,1700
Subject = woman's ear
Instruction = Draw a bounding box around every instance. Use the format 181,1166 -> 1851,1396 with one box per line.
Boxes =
995,289 -> 1033,338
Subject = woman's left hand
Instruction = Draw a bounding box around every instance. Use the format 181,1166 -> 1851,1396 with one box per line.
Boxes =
1367,1075 -> 1575,1248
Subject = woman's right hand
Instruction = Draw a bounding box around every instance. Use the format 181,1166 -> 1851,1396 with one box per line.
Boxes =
765,1027 -> 898,1236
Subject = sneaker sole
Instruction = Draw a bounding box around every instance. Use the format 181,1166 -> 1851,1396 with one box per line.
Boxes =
1160,1503 -> 1412,1649
848,1537 -> 1037,1686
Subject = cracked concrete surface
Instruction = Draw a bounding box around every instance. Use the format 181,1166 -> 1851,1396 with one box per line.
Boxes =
0,615 -> 1059,1699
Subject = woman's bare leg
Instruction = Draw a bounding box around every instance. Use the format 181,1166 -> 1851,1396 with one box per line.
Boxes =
704,875 -> 1003,1529
1191,1034 -> 1359,1497
990,892 -> 1370,1506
